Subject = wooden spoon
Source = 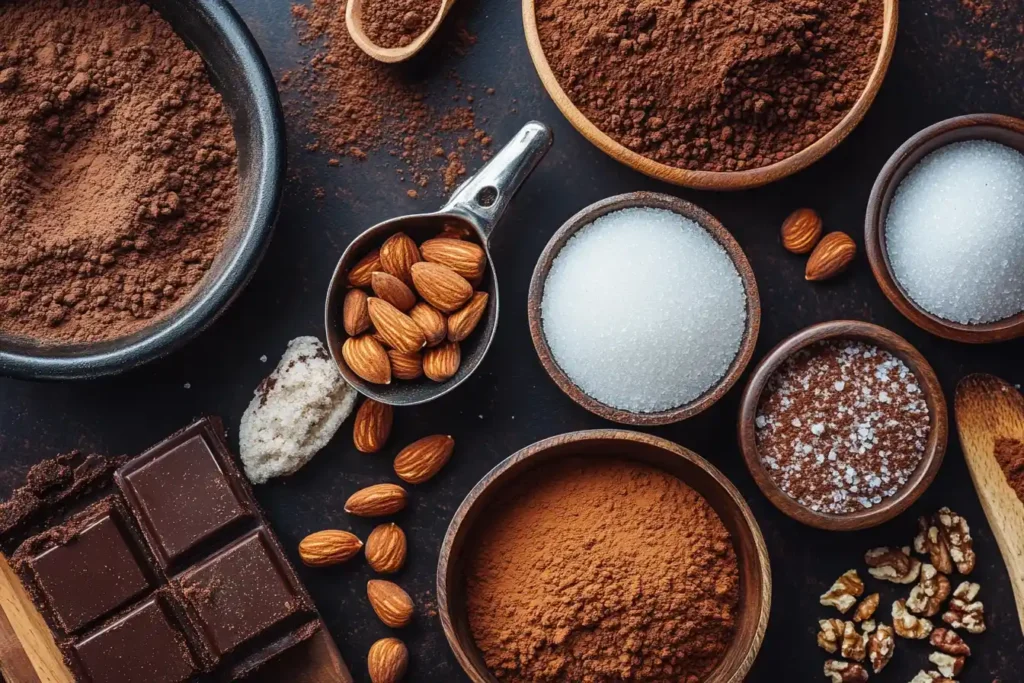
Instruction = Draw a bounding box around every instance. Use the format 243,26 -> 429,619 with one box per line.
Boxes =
954,373 -> 1024,635
346,0 -> 455,63
0,554 -> 72,683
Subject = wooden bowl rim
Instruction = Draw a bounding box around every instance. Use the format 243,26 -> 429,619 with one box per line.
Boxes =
521,0 -> 898,190
865,113 -> 1024,343
436,429 -> 772,683
737,320 -> 949,531
527,192 -> 761,426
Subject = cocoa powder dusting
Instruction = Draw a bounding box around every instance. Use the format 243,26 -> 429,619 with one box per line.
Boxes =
466,458 -> 739,682
994,437 -> 1024,504
0,0 -> 238,344
535,0 -> 884,172
361,0 -> 443,49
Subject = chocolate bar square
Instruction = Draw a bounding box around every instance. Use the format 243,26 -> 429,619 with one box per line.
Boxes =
72,596 -> 197,683
117,423 -> 252,570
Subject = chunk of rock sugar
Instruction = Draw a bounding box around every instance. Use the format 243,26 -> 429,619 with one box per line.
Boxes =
541,207 -> 746,413
885,139 -> 1024,324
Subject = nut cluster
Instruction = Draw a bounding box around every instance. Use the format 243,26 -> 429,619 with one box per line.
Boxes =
779,208 -> 857,282
341,227 -> 489,385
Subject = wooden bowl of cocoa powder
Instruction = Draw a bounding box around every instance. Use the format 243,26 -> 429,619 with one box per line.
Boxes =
437,430 -> 771,683
522,0 -> 898,190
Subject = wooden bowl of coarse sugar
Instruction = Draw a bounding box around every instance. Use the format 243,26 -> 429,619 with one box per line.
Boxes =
522,0 -> 898,190
437,430 -> 771,683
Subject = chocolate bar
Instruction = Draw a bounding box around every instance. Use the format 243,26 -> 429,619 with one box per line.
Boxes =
4,418 -> 337,682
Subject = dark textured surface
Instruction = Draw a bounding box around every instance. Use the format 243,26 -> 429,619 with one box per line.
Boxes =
2,0 -> 1023,680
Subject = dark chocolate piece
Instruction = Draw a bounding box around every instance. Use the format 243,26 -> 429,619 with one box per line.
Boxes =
117,422 -> 252,570
72,596 -> 196,683
177,528 -> 305,657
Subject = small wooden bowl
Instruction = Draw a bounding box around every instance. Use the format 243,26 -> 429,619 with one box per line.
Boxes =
738,320 -> 948,531
522,0 -> 897,190
865,114 -> 1024,343
437,430 -> 771,683
527,192 -> 760,426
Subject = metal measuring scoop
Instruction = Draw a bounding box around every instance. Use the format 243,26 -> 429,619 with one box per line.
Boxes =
325,121 -> 553,405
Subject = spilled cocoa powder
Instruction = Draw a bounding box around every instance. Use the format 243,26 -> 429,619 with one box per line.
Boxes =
535,0 -> 884,172
361,0 -> 443,49
0,0 -> 238,344
466,458 -> 739,682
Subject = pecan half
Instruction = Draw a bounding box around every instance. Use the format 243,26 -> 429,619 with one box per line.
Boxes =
867,622 -> 895,673
892,598 -> 933,639
907,564 -> 951,617
853,593 -> 880,623
928,651 -> 965,678
821,569 -> 865,613
865,546 -> 921,584
942,582 -> 985,634
824,660 -> 869,683
930,628 -> 971,657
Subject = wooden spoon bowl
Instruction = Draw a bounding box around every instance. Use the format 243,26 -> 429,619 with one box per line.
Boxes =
738,320 -> 948,531
346,0 -> 455,63
865,114 -> 1024,343
437,429 -> 771,683
521,0 -> 897,190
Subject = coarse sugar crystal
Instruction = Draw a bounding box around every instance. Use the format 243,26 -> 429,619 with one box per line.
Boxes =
540,207 -> 747,413
885,140 -> 1024,324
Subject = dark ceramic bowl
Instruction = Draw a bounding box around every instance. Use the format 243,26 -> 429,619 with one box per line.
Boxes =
0,0 -> 284,380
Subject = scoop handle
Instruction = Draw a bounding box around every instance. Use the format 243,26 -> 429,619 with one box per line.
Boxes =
440,121 -> 553,241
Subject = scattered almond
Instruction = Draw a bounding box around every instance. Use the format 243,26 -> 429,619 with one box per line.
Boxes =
368,637 -> 409,683
388,350 -> 423,381
365,523 -> 407,574
367,298 -> 426,354
343,288 -> 371,336
353,399 -> 393,453
447,292 -> 489,342
781,208 -> 823,254
342,335 -> 391,385
298,530 -> 363,567
371,272 -> 417,312
393,435 -> 454,484
379,233 -> 420,285
423,341 -> 460,382
420,238 -> 487,281
408,302 -> 447,347
806,232 -> 857,282
410,262 -> 473,313
367,580 -> 414,628
345,483 -> 408,517
348,249 -> 382,287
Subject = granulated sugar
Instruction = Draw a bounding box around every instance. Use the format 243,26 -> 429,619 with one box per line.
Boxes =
541,208 -> 746,413
885,140 -> 1024,324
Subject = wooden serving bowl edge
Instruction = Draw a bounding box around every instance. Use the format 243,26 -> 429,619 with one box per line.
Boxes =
526,192 -> 761,426
436,430 -> 772,683
865,113 -> 1024,343
737,320 -> 949,531
521,0 -> 898,190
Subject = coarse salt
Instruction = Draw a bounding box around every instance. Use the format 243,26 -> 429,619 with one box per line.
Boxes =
541,207 -> 747,413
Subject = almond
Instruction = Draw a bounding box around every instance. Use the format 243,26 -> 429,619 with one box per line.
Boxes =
345,483 -> 408,517
420,238 -> 487,281
348,249 -> 382,287
371,272 -> 417,312
367,298 -> 426,354
343,288 -> 371,336
806,231 -> 857,281
365,523 -> 407,574
367,580 -> 414,628
388,350 -> 423,381
379,233 -> 420,285
410,262 -> 473,313
408,302 -> 447,347
368,637 -> 409,683
393,435 -> 454,484
342,335 -> 391,385
298,530 -> 363,567
781,208 -> 823,254
422,341 -> 460,382
353,399 -> 393,453
447,292 -> 489,342
438,223 -> 472,240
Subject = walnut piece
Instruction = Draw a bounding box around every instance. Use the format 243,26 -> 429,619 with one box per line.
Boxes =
867,622 -> 895,673
824,660 -> 869,683
841,620 -> 867,662
915,509 -> 975,575
821,569 -> 865,613
866,546 -> 922,584
907,564 -> 952,617
861,619 -> 877,634
929,628 -> 971,657
928,651 -> 964,678
853,593 -> 880,622
909,672 -> 955,683
817,618 -> 845,654
942,582 -> 985,634
892,598 -> 933,639
914,516 -> 954,575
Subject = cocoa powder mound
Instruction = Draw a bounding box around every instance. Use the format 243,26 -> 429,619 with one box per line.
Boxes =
535,0 -> 884,172
0,0 -> 239,344
994,437 -> 1024,504
361,0 -> 443,49
466,458 -> 740,682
